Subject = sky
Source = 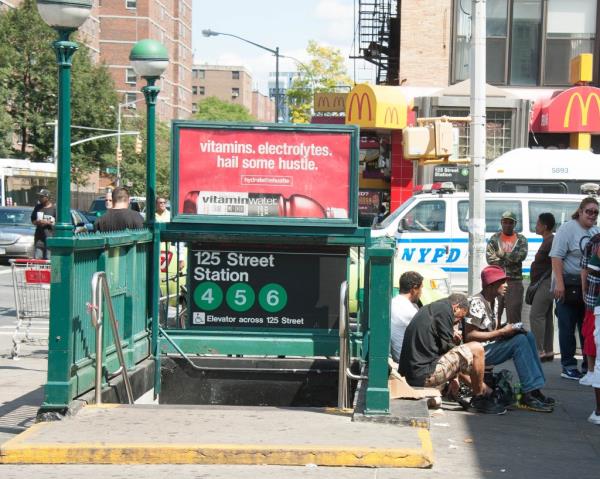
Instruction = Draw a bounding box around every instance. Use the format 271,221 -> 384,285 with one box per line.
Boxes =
191,0 -> 376,95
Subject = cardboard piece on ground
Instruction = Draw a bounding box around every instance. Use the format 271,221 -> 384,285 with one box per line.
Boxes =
388,361 -> 441,400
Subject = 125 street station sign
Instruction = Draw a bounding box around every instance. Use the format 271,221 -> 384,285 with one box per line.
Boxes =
188,247 -> 347,330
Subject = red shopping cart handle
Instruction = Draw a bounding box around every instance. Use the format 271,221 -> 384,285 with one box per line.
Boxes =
11,259 -> 51,265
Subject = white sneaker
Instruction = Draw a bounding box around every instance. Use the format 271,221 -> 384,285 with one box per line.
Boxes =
588,411 -> 600,425
579,372 -> 595,386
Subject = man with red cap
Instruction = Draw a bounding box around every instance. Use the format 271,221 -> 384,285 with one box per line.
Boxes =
465,265 -> 554,413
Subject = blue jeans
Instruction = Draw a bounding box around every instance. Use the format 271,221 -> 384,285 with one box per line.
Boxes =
484,332 -> 545,393
555,300 -> 585,369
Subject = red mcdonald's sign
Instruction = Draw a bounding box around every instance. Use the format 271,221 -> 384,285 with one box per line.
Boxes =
347,92 -> 373,122
530,86 -> 600,133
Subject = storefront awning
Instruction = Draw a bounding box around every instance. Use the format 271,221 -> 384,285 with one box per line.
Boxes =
345,84 -> 409,130
530,86 -> 600,133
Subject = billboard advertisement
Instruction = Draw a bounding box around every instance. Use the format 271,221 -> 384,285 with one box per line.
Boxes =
172,123 -> 358,226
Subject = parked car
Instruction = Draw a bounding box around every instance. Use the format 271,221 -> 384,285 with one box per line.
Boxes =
85,195 -> 146,223
0,206 -> 93,262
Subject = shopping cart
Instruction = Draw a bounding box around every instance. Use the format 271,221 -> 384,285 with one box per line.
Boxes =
10,258 -> 51,359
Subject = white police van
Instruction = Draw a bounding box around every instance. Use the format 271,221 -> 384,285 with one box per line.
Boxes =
372,183 -> 589,291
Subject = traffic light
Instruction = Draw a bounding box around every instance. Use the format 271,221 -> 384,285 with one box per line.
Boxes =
135,135 -> 142,154
116,147 -> 123,164
402,120 -> 456,160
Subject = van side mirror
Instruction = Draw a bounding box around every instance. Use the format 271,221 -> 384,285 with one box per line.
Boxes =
398,218 -> 408,232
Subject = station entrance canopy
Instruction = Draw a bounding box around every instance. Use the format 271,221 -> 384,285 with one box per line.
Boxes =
344,84 -> 410,130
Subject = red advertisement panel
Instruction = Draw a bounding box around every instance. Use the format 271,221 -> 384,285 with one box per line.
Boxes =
177,128 -> 351,220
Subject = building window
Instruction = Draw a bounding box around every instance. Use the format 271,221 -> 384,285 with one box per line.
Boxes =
199,69 -> 205,79
452,0 -> 596,86
192,103 -> 198,113
125,68 -> 136,85
232,70 -> 240,80
232,88 -> 240,98
199,86 -> 205,95
435,108 -> 513,161
192,86 -> 198,95
125,0 -> 136,9
125,92 -> 137,108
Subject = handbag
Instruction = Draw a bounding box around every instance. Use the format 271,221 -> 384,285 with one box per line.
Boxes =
525,269 -> 551,305
562,273 -> 583,305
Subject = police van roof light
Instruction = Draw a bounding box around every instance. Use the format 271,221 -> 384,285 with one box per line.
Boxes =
581,183 -> 600,196
414,182 -> 456,194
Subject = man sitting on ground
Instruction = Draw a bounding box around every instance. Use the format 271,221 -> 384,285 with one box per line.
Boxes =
466,265 -> 554,413
390,271 -> 423,363
94,187 -> 144,232
399,293 -> 506,414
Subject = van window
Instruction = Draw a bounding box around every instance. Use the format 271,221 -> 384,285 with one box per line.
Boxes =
528,200 -> 579,231
458,200 -> 522,233
401,200 -> 446,232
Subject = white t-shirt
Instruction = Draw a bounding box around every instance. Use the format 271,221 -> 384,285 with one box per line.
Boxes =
390,294 -> 419,363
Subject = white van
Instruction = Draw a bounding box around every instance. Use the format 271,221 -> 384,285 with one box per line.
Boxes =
485,148 -> 600,194
372,186 -> 588,291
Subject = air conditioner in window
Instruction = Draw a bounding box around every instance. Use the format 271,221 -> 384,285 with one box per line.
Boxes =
232,93 -> 239,98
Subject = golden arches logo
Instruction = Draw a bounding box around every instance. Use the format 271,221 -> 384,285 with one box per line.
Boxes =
564,91 -> 600,128
332,95 -> 345,109
347,92 -> 372,121
316,96 -> 331,108
383,107 -> 399,125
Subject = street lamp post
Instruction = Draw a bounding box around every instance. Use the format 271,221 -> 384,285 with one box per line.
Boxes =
202,29 -> 280,123
129,39 -> 168,399
37,0 -> 92,238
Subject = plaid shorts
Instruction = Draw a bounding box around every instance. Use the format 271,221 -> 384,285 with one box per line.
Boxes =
424,344 -> 474,388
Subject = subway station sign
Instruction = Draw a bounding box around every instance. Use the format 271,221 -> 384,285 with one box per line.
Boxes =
171,122 -> 359,227
188,247 -> 347,330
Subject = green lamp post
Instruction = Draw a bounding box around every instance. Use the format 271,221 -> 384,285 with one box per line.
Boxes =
129,40 -> 168,398
37,0 -> 92,238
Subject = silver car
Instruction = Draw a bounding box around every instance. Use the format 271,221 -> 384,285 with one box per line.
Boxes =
0,207 -> 93,261
0,206 -> 35,259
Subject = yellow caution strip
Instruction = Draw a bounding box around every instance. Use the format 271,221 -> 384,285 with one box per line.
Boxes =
1,429 -> 433,468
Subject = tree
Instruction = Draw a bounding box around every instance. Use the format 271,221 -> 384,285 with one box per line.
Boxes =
0,0 -> 118,185
286,41 -> 353,123
194,96 -> 256,122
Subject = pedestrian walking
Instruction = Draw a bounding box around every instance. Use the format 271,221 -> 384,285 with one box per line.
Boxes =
529,213 -> 556,362
30,188 -> 56,260
550,197 -> 600,380
94,187 -> 144,232
486,211 -> 528,324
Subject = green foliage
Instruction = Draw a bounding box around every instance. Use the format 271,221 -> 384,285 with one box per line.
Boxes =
0,0 -> 118,185
194,96 -> 256,122
118,112 -> 171,198
286,41 -> 352,123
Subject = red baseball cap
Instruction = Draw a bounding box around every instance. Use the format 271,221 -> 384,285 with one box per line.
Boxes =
481,265 -> 507,287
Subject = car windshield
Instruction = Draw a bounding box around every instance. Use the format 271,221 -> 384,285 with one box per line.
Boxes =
375,196 -> 416,229
89,199 -> 107,213
0,209 -> 32,226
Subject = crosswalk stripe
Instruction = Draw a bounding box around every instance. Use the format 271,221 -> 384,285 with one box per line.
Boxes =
0,332 -> 48,337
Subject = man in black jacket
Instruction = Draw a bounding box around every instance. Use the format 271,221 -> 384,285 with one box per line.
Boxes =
399,293 -> 505,414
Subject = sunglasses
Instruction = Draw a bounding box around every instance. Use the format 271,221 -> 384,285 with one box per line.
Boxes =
584,208 -> 599,216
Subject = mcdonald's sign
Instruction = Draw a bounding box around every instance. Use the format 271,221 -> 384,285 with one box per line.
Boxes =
344,84 -> 408,130
530,86 -> 600,134
314,93 -> 347,113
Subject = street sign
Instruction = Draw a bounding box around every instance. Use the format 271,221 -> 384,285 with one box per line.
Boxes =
188,247 -> 347,330
105,167 -> 118,174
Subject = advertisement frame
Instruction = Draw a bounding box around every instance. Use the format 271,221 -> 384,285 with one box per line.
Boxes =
170,121 -> 359,229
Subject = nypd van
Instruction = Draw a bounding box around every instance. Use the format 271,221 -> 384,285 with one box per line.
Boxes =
372,184 -> 589,291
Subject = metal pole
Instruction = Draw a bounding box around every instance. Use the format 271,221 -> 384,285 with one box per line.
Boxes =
275,47 -> 280,123
53,120 -> 58,163
468,0 -> 487,294
116,103 -> 122,186
53,30 -> 78,238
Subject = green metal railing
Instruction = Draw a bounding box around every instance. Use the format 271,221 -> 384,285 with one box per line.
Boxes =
41,229 -> 152,412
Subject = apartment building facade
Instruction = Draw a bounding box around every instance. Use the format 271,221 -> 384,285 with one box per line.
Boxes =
191,65 -> 275,122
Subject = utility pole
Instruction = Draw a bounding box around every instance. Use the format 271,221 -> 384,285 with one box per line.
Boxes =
116,103 -> 123,186
468,0 -> 487,294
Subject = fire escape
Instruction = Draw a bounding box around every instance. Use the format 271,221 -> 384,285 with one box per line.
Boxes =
352,0 -> 400,85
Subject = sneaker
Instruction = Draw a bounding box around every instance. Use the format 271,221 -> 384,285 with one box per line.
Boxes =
517,394 -> 554,413
579,371 -> 595,386
588,411 -> 600,425
531,389 -> 556,406
470,395 -> 507,415
561,368 -> 583,380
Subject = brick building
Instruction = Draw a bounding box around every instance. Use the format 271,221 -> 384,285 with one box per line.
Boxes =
3,0 -> 192,121
191,65 -> 275,122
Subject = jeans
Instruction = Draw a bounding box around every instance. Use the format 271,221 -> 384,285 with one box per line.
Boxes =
34,245 -> 50,260
555,299 -> 585,369
484,332 -> 545,393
